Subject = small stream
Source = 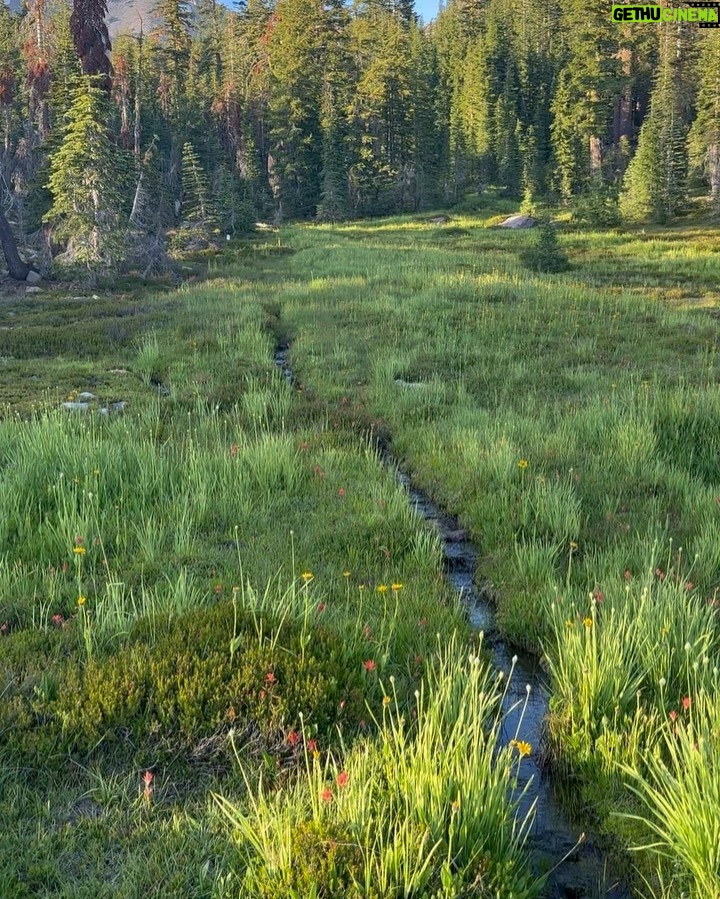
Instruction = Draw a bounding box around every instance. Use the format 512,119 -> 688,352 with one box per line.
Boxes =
395,469 -> 631,899
274,345 -> 632,899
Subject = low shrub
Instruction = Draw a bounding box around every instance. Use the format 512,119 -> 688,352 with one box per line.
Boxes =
4,601 -> 370,765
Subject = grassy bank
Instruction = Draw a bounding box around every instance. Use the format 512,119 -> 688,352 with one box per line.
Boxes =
2,206 -> 719,896
236,211 -> 720,897
0,230 -> 539,898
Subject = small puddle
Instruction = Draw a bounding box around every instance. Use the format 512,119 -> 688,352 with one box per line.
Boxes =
275,345 -> 632,899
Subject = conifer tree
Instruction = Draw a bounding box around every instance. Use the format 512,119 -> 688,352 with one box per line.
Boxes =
49,2 -> 82,132
620,23 -> 691,222
70,0 -> 113,94
0,4 -> 21,159
151,0 -> 192,121
266,0 -> 326,218
181,140 -> 214,224
688,33 -> 720,212
45,77 -> 128,269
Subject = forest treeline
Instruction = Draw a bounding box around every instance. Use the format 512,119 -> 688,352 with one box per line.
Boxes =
0,0 -> 718,275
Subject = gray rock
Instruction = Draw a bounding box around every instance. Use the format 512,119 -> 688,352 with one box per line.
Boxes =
25,270 -> 42,285
499,214 -> 537,229
25,286 -> 42,294
100,401 -> 128,415
77,391 -> 96,401
62,402 -> 90,412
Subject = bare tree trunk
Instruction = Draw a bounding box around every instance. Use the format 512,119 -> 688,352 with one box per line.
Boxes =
0,208 -> 30,280
134,22 -> 143,160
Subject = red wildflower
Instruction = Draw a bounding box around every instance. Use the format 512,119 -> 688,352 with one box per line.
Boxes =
75,535 -> 84,545
321,788 -> 333,802
51,613 -> 64,626
287,730 -> 301,748
593,590 -> 604,603
338,488 -> 345,498
307,738 -> 318,753
337,771 -> 349,788
143,770 -> 153,786
682,696 -> 691,711
655,568 -> 666,581
317,602 -> 326,612
669,710 -> 678,722
265,672 -> 276,684
363,659 -> 376,672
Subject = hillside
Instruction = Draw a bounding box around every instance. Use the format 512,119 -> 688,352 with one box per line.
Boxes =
4,0 -> 199,36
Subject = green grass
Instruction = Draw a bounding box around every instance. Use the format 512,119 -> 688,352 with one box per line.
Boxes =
2,206 -> 720,895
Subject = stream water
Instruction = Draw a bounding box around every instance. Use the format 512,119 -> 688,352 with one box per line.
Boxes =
274,345 -> 633,899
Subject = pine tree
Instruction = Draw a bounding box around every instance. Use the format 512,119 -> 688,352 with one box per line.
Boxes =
48,2 -> 81,132
620,23 -> 691,222
45,77 -> 128,269
688,33 -> 720,213
151,0 -> 192,121
0,4 -> 21,158
266,0 -> 326,218
70,0 -> 113,93
181,140 -> 214,224
550,0 -> 623,197
410,24 -> 445,209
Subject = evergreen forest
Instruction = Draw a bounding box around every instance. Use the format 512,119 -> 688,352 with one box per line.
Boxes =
0,0 -> 718,278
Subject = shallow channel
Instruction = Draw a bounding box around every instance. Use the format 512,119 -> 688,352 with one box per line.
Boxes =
275,344 -> 632,899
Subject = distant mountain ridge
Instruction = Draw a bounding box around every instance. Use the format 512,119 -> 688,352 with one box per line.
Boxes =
3,1 -> 201,37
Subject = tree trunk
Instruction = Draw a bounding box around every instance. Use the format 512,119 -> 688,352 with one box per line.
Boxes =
0,209 -> 30,280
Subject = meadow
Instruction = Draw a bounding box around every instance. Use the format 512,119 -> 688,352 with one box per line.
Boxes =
1,201 -> 719,897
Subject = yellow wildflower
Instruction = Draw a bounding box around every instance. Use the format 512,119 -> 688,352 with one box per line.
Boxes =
583,617 -> 593,628
343,571 -> 351,578
511,739 -> 532,758
377,584 -> 388,594
301,572 -> 314,583
518,459 -> 528,469
77,596 -> 86,607
391,583 -> 403,591
73,546 -> 86,556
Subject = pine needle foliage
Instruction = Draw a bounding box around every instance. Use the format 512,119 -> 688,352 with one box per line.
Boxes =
45,76 -> 129,271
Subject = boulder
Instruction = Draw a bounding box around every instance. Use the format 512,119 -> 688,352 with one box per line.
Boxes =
25,270 -> 42,284
499,214 -> 537,229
